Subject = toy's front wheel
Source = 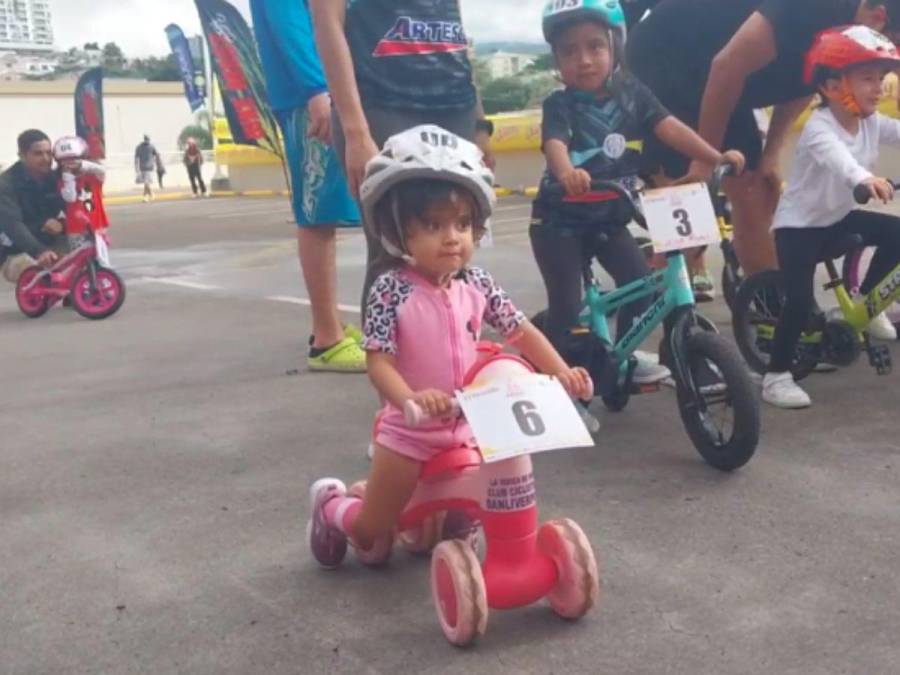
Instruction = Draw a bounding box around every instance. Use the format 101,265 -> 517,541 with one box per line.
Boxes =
431,539 -> 488,646
71,267 -> 125,320
538,518 -> 599,620
398,512 -> 446,555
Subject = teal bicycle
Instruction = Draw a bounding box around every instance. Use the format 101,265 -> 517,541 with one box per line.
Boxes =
532,172 -> 760,471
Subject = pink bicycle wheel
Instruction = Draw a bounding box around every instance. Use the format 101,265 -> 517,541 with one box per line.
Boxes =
71,267 -> 125,320
430,539 -> 487,646
537,518 -> 599,620
15,265 -> 51,318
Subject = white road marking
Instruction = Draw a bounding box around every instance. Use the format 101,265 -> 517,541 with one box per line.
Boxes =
206,207 -> 293,219
494,202 -> 532,213
266,295 -> 360,314
140,278 -> 221,291
490,216 -> 529,226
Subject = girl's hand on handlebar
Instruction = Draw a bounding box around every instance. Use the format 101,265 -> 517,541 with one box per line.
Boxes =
720,149 -> 746,176
560,168 -> 591,196
555,366 -> 593,402
862,176 -> 894,203
408,389 -> 455,418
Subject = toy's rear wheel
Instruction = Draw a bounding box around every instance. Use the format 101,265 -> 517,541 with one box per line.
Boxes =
431,539 -> 488,646
538,518 -> 599,620
15,265 -> 51,318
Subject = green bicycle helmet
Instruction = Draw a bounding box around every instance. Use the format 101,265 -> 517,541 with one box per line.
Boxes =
542,0 -> 627,44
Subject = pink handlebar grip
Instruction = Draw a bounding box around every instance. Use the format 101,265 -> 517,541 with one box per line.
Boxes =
581,374 -> 594,403
403,399 -> 461,427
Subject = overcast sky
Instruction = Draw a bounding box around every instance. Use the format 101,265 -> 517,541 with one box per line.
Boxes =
51,0 -> 547,57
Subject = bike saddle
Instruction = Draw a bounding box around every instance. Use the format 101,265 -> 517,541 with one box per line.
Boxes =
818,234 -> 864,263
420,447 -> 483,483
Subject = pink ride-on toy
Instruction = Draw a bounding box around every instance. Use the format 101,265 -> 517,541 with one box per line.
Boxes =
15,226 -> 124,320
352,342 -> 600,647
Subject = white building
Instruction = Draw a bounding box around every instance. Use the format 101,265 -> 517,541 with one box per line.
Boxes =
0,51 -> 56,79
483,51 -> 537,80
0,80 -> 213,191
0,0 -> 54,52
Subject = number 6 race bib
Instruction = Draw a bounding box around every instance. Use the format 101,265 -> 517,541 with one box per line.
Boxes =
456,374 -> 594,463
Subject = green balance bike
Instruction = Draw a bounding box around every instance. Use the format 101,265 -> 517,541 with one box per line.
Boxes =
532,174 -> 760,472
732,182 -> 900,380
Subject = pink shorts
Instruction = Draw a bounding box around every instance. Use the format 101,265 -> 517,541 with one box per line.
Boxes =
374,410 -> 475,463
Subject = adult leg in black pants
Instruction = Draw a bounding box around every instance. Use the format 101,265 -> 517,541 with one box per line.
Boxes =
188,163 -> 206,196
529,223 -> 669,383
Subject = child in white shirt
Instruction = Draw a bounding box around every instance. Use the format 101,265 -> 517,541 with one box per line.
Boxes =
764,26 -> 900,409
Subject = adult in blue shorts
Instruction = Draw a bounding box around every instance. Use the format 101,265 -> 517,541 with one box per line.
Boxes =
250,0 -> 366,373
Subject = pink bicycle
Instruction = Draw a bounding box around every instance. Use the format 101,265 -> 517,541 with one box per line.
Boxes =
16,227 -> 125,320
347,344 -> 600,646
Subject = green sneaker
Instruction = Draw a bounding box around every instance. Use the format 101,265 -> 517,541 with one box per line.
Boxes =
308,336 -> 367,373
344,323 -> 364,345
692,270 -> 716,302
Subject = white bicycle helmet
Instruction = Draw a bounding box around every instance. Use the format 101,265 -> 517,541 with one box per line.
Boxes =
360,125 -> 495,259
53,135 -> 89,161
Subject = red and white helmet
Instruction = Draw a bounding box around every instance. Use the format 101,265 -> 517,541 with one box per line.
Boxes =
804,25 -> 900,85
52,135 -> 89,161
360,125 -> 495,258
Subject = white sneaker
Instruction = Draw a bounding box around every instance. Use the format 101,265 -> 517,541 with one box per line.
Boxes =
886,301 -> 900,324
632,350 -> 671,384
192,193 -> 199,199
761,372 -> 811,409
142,195 -> 149,203
868,311 -> 897,341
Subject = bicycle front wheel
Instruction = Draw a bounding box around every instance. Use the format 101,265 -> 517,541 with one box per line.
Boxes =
675,332 -> 759,471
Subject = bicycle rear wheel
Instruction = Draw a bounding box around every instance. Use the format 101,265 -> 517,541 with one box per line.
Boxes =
731,270 -> 818,380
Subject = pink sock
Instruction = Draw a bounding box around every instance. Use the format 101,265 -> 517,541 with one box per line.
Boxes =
323,496 -> 362,535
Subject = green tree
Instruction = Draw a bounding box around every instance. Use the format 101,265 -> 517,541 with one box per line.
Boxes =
102,42 -> 126,68
132,55 -> 181,82
480,77 -> 532,114
83,42 -> 100,50
178,124 -> 213,150
526,72 -> 562,108
472,57 -> 492,88
524,53 -> 555,73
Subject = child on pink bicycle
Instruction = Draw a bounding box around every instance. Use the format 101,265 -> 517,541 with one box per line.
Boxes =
53,135 -> 109,250
307,126 -> 592,568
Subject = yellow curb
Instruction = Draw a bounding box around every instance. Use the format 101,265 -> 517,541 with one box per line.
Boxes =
104,189 -> 289,205
494,186 -> 539,199
106,186 -> 529,205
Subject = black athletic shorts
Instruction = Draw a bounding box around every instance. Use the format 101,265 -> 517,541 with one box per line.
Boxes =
626,28 -> 763,179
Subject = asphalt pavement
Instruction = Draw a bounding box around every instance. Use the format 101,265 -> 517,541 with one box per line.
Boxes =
2,195 -> 899,674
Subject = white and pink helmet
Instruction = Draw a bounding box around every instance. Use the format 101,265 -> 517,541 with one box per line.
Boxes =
359,125 -> 495,259
52,135 -> 89,161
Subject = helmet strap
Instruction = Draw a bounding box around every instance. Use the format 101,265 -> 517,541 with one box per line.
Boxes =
384,192 -> 414,264
838,74 -> 863,116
